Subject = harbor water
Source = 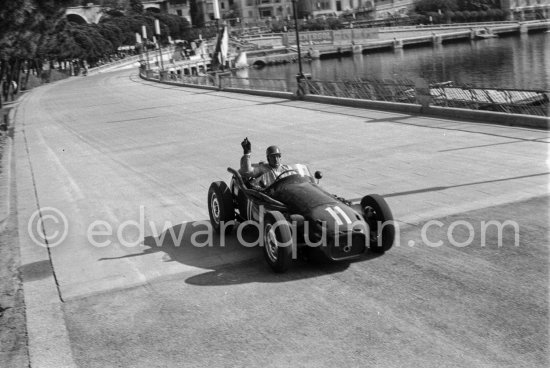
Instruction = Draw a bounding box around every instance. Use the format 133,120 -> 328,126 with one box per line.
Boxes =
244,31 -> 549,91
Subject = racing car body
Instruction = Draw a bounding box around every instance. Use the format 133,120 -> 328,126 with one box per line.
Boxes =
208,164 -> 394,273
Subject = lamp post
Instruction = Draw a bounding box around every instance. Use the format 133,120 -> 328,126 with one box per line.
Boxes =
136,32 -> 144,72
291,0 -> 308,96
213,0 -> 225,71
141,25 -> 150,71
291,0 -> 304,79
154,19 -> 165,71
213,0 -> 221,31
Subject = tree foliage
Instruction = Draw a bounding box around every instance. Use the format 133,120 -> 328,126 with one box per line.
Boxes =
0,0 -> 75,104
0,0 -> 74,61
0,0 -> 196,105
413,0 -> 504,23
190,0 -> 206,28
415,0 -> 459,13
128,0 -> 144,14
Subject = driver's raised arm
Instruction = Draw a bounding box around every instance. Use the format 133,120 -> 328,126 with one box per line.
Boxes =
240,153 -> 254,177
239,138 -> 264,178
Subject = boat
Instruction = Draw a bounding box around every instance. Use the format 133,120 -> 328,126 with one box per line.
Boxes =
474,29 -> 498,39
234,51 -> 248,69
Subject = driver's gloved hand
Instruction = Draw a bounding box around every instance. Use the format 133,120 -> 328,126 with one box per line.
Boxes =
241,137 -> 251,155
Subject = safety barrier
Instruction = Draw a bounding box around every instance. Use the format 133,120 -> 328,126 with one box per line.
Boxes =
140,69 -> 549,127
304,78 -> 417,104
303,79 -> 549,117
144,69 -> 292,93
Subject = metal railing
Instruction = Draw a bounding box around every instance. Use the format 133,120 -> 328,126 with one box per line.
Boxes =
304,78 -> 417,104
141,69 -> 548,117
428,84 -> 549,116
89,45 -> 176,74
165,72 -> 217,87
143,68 -> 293,93
303,78 -> 549,116
222,77 -> 292,93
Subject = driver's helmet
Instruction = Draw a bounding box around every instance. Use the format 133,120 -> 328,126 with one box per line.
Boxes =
265,145 -> 281,159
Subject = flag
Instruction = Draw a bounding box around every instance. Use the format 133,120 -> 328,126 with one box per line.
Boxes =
213,26 -> 229,70
219,26 -> 229,66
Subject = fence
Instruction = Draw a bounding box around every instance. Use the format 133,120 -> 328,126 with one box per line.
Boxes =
427,84 -> 549,116
142,69 -> 548,117
176,74 -> 217,87
303,79 -> 549,117
304,78 -> 417,104
147,69 -> 293,93
221,76 -> 292,92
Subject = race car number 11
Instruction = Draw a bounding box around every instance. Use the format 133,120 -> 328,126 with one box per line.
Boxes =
325,206 -> 352,225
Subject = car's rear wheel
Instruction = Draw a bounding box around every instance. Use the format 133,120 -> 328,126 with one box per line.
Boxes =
263,211 -> 293,273
361,194 -> 395,253
208,181 -> 235,234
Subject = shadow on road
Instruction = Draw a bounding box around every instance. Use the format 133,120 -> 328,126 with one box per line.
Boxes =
18,260 -> 53,282
98,220 -> 383,286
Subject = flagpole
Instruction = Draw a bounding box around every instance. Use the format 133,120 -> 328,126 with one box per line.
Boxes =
142,25 -> 150,72
292,0 -> 303,79
213,0 -> 222,71
155,19 -> 164,72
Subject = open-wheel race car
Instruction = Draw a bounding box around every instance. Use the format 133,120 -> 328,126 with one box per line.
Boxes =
207,164 -> 395,273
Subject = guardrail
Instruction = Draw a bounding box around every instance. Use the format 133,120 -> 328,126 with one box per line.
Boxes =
428,85 -> 549,116
89,45 -> 176,74
140,69 -> 548,117
145,69 -> 292,92
304,78 -> 417,103
88,54 -> 142,73
155,71 -> 217,87
303,79 -> 549,117
221,76 -> 292,92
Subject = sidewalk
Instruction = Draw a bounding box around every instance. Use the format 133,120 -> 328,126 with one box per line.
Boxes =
0,103 -> 28,368
0,105 -> 15,230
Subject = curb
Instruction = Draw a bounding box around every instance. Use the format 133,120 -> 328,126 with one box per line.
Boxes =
11,92 -> 78,368
0,106 -> 15,232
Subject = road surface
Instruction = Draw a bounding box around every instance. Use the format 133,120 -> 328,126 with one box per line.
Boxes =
13,69 -> 549,367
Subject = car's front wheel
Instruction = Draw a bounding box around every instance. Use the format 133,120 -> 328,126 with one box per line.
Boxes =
361,194 -> 395,253
208,181 -> 235,234
263,211 -> 293,273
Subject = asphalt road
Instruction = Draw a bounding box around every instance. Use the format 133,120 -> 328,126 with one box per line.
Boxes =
13,69 -> 549,367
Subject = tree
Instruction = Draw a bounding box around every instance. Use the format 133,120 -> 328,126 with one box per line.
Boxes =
457,0 -> 501,11
415,0 -> 458,13
190,0 -> 206,28
0,0 -> 74,105
128,0 -> 144,14
414,0 -> 502,24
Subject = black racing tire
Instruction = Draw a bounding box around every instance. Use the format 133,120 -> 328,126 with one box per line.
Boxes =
263,211 -> 293,273
208,181 -> 235,234
361,194 -> 395,253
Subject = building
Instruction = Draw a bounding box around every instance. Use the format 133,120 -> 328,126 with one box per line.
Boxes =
65,1 -> 191,24
235,0 -> 415,24
167,0 -> 192,22
240,0 -> 293,21
500,0 -> 549,20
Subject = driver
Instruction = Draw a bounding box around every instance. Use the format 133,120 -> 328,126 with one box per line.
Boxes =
239,137 -> 292,188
